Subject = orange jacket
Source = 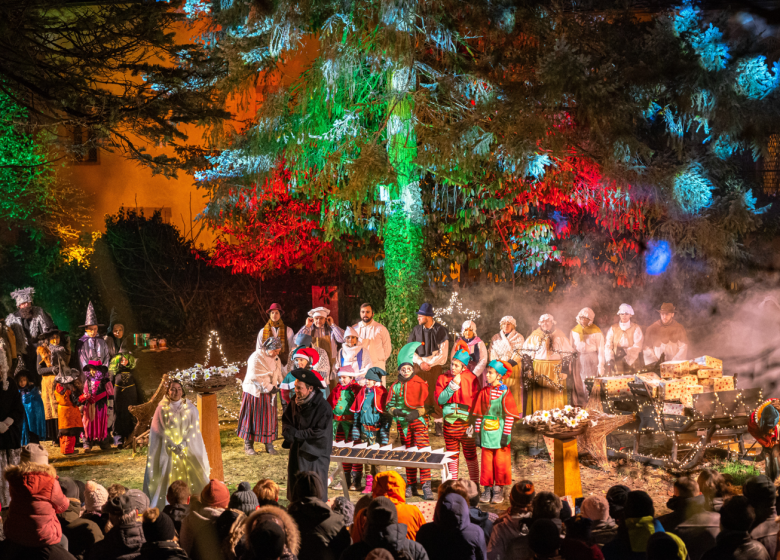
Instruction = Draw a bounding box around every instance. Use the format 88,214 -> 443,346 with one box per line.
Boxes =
55,384 -> 82,430
350,470 -> 426,542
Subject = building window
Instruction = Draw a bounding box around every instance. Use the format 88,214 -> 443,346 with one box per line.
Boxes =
72,126 -> 99,164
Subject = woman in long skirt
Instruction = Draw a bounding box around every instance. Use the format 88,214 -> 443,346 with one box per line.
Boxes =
238,337 -> 283,455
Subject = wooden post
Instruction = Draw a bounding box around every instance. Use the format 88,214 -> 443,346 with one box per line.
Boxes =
197,393 -> 224,481
553,438 -> 583,499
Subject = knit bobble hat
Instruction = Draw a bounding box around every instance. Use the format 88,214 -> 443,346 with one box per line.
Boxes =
510,480 -> 535,507
606,484 -> 631,519
142,508 -> 176,542
331,496 -> 355,526
84,481 -> 109,513
201,480 -> 230,509
229,481 -> 259,514
580,495 -> 610,522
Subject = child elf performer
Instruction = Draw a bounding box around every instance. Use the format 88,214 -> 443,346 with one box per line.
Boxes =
434,347 -> 480,484
471,359 -> 521,504
327,370 -> 361,491
350,366 -> 389,495
387,342 -> 433,501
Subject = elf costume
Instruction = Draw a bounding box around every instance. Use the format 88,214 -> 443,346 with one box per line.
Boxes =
387,342 -> 433,500
327,371 -> 361,490
281,347 -> 327,404
434,348 -> 480,483
350,366 -> 390,495
748,398 -> 780,481
472,359 -> 521,504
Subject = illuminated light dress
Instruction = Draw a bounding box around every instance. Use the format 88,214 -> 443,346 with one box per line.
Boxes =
143,396 -> 210,509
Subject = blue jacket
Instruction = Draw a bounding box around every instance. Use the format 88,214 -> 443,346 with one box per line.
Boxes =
20,385 -> 46,445
417,494 -> 487,560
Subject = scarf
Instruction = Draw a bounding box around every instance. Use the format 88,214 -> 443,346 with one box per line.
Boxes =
572,323 -> 601,336
340,343 -> 361,365
296,390 -> 315,406
460,335 -> 482,368
263,320 -> 289,364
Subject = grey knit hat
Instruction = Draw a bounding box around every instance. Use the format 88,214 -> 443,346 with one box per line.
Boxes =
331,496 -> 355,526
229,481 -> 259,514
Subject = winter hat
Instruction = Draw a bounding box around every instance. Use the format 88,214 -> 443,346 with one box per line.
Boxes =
201,480 -> 230,509
528,519 -> 561,556
397,342 -> 422,369
229,482 -> 259,514
364,367 -> 387,383
580,495 -> 610,522
10,287 -> 34,307
344,326 -> 359,339
126,489 -> 150,514
105,495 -> 137,516
85,481 -> 109,513
760,404 -> 780,431
510,480 -> 535,508
452,348 -> 471,366
59,477 -> 80,500
743,475 -> 777,510
606,484 -> 631,519
624,490 -> 655,519
294,332 -> 312,347
564,514 -> 593,542
142,508 -> 176,542
248,519 -> 286,560
291,471 -> 324,502
367,496 -> 398,531
75,479 -> 86,504
216,509 -> 244,544
331,496 -> 355,526
20,443 -> 48,465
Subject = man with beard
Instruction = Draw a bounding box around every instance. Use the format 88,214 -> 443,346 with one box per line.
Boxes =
569,307 -> 605,407
296,307 -> 345,387
259,303 -> 295,369
5,287 -> 54,378
407,303 -> 449,427
521,314 -> 572,415
352,303 -> 392,382
605,304 -> 644,375
643,303 -> 689,367
75,302 -> 111,375
281,368 -> 334,501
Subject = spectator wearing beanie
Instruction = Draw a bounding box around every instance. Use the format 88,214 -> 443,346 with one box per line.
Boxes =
742,475 -> 778,558
701,495 -> 769,560
487,480 -> 535,560
417,493 -> 486,560
215,509 -> 246,560
602,490 -> 664,560
242,506 -> 300,560
56,478 -> 103,559
462,480 -> 495,542
288,471 -> 350,560
331,496 -> 355,528
243,519 -> 286,560
252,478 -> 281,508
646,532 -> 688,560
180,479 -> 229,560
581,495 -> 618,548
605,485 -> 630,522
341,497 -> 429,560
229,482 -> 259,515
83,481 -> 110,533
162,480 -> 190,535
127,489 -> 151,518
351,470 -> 426,543
560,515 -> 604,560
513,518 -> 562,560
138,508 -> 187,560
3,443 -> 70,548
85,495 -> 146,560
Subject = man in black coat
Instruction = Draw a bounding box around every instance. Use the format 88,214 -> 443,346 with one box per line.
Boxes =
281,368 -> 334,502
0,369 -> 24,508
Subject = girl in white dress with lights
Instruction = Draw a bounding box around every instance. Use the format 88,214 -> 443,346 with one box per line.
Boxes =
143,378 -> 210,509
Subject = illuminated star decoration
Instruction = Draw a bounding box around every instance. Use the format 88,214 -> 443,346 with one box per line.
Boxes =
434,292 -> 481,338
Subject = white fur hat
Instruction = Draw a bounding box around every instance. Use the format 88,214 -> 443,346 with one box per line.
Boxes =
499,316 -> 517,327
308,307 -> 330,318
461,320 -> 477,335
577,308 -> 595,321
617,303 -> 634,316
538,313 -> 556,325
10,287 -> 34,307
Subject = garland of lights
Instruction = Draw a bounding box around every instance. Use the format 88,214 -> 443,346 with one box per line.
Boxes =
433,292 -> 481,337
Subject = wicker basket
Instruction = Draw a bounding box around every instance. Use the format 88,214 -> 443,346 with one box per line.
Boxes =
186,374 -> 236,395
536,423 -> 588,439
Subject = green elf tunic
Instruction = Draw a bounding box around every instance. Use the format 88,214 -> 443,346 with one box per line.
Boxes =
472,383 -> 520,449
327,382 -> 358,438
386,376 -> 428,437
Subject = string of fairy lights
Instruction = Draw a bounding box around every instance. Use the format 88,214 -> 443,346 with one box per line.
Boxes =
433,292 -> 481,337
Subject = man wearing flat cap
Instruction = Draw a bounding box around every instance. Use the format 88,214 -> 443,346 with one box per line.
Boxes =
259,303 -> 294,368
642,303 -> 688,366
407,303 -> 449,423
281,368 -> 334,501
296,307 -> 345,387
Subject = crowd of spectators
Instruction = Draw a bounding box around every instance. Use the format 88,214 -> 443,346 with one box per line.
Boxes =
1,442 -> 779,560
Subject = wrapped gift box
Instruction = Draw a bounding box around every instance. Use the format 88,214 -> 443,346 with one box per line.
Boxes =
636,372 -> 661,383
713,376 -> 735,392
698,378 -> 714,386
697,368 -> 723,379
680,375 -> 699,386
693,355 -> 723,370
661,360 -> 693,378
680,385 -> 704,407
600,376 -> 632,397
663,402 -> 685,415
661,379 -> 685,400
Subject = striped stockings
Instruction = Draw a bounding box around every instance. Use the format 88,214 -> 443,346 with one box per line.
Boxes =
334,425 -> 362,474
443,419 -> 479,481
399,420 -> 431,484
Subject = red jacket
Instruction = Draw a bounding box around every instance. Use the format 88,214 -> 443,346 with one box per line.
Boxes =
386,375 -> 428,409
4,462 -> 70,546
471,385 -> 521,419
351,385 -> 388,414
434,369 -> 479,408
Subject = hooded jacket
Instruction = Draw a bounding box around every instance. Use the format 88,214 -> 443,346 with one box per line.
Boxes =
602,518 -> 665,560
469,506 -> 494,542
486,512 -> 533,560
288,496 -> 350,560
85,522 -> 146,560
4,461 -> 70,546
341,498 -> 429,560
162,503 -> 189,536
351,471 -> 426,542
239,505 -> 301,560
700,530 -> 770,560
416,494 -> 487,560
57,497 -> 104,558
180,506 -> 225,560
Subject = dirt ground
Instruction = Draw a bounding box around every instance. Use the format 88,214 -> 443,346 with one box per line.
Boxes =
43,340 -> 761,515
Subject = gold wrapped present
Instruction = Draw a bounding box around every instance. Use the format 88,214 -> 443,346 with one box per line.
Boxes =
600,376 -> 632,397
680,375 -> 698,386
661,360 -> 693,378
680,385 -> 704,407
698,378 -> 714,386
692,355 -> 723,369
697,368 -> 723,379
713,376 -> 735,392
663,403 -> 685,415
661,379 -> 685,400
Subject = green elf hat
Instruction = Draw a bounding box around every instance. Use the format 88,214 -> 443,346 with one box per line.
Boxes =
452,348 -> 471,366
397,342 -> 422,369
365,367 -> 387,383
487,359 -> 509,377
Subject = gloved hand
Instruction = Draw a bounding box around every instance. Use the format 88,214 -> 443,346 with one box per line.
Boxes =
404,410 -> 420,423
390,407 -> 404,418
500,433 -> 510,448
78,393 -> 88,404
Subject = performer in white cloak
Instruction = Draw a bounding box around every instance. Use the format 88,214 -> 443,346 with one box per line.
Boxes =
451,320 -> 488,385
238,337 -> 283,456
489,316 -> 525,408
332,326 -> 373,382
605,303 -> 644,374
521,314 -> 573,415
352,303 -> 392,383
569,307 -> 605,407
143,379 -> 210,510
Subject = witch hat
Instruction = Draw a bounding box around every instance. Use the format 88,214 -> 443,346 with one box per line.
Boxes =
79,301 -> 104,328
